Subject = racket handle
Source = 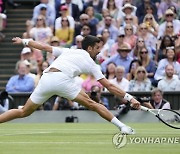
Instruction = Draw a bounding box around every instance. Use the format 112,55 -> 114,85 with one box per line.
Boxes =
140,106 -> 149,111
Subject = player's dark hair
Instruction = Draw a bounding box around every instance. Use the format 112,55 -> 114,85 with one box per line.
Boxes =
82,35 -> 100,50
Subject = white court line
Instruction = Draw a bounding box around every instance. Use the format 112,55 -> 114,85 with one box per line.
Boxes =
0,141 -> 110,145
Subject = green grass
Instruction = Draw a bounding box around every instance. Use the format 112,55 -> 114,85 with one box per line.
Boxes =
0,123 -> 179,154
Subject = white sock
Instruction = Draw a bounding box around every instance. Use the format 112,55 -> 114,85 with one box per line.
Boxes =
111,117 -> 126,129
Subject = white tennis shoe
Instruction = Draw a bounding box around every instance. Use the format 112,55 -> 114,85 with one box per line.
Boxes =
121,126 -> 135,135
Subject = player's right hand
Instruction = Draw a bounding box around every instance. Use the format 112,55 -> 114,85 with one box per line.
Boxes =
12,37 -> 22,44
130,98 -> 141,110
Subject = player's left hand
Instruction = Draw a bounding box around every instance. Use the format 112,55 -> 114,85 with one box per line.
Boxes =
12,37 -> 22,44
130,98 -> 141,110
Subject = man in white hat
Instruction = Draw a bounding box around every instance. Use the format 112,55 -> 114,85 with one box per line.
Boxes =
157,9 -> 180,40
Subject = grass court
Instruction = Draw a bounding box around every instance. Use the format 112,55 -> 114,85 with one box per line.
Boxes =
0,123 -> 179,154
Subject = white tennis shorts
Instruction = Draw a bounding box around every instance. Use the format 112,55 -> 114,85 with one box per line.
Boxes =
30,72 -> 81,105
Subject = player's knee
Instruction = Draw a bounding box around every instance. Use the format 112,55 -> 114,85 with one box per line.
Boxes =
86,99 -> 97,111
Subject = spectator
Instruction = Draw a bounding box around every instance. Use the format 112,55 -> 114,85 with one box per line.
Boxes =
138,46 -> 156,83
154,46 -> 180,81
109,66 -> 130,91
71,35 -> 83,49
143,88 -> 171,109
164,22 -> 177,41
60,0 -> 80,21
157,9 -> 180,40
158,64 -> 180,91
117,3 -> 138,28
136,0 -> 157,24
155,35 -> 175,63
123,23 -> 137,49
55,5 -> 75,29
82,74 -> 103,93
32,0 -> 55,28
20,47 -> 38,74
137,23 -> 157,54
85,0 -> 104,14
61,0 -> 84,12
85,6 -> 99,26
6,61 -> 34,93
97,15 -> 119,40
105,62 -> 116,80
55,16 -> 74,47
118,14 -> 137,34
101,43 -> 133,75
143,13 -> 159,37
128,66 -> 152,91
110,30 -> 130,56
157,0 -> 179,21
97,29 -> 115,62
126,59 -> 142,81
29,15 -> 53,44
74,13 -> 97,37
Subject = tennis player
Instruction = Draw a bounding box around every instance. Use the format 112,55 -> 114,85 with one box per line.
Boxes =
0,35 -> 140,134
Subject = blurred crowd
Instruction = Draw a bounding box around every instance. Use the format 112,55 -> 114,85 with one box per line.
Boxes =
2,0 -> 180,110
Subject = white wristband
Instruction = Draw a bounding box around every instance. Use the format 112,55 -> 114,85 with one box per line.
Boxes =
22,39 -> 31,46
124,93 -> 133,102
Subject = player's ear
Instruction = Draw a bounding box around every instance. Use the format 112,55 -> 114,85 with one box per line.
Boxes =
87,46 -> 92,52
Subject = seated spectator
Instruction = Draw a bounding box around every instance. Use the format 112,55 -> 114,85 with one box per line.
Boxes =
105,62 -> 116,80
155,35 -> 175,63
29,15 -> 53,44
154,46 -> 180,81
123,23 -> 137,49
157,0 -> 179,21
20,47 -> 38,74
101,43 -> 133,75
142,88 -> 171,109
85,6 -> 99,26
23,60 -> 36,81
96,29 -> 115,62
137,23 -> 157,55
32,0 -> 55,28
55,5 -> 75,29
60,0 -> 80,21
136,0 -> 157,24
74,13 -> 97,37
157,64 -> 180,91
128,66 -> 152,91
138,46 -> 156,83
118,14 -> 137,34
0,11 -> 6,42
89,85 -> 109,108
82,74 -> 103,93
110,30 -> 130,57
126,59 -> 142,81
6,61 -> 35,92
70,35 -> 83,49
55,16 -> 74,47
35,60 -> 49,87
117,3 -> 138,28
143,13 -> 159,37
97,15 -> 119,40
80,24 -> 91,37
109,66 -> 130,92
158,9 -> 180,40
84,0 -> 104,14
164,22 -> 178,42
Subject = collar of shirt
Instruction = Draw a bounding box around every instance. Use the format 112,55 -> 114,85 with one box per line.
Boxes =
154,100 -> 162,109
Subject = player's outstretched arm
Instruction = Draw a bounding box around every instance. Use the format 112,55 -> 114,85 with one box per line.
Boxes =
12,37 -> 53,53
98,78 -> 140,109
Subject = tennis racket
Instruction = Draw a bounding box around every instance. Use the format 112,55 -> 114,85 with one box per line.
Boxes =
140,106 -> 180,129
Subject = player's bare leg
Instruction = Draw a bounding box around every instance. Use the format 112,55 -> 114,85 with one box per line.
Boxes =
74,90 -> 135,134
0,98 -> 40,123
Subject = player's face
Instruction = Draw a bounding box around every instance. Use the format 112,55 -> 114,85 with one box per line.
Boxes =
90,43 -> 102,60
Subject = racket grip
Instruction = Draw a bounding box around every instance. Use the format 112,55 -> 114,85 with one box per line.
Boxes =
140,106 -> 149,111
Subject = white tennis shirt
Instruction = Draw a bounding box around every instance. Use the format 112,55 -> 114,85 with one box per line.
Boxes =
44,47 -> 105,80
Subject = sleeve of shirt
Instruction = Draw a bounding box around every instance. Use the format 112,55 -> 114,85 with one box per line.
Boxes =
6,77 -> 15,92
52,47 -> 69,57
91,63 -> 105,81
